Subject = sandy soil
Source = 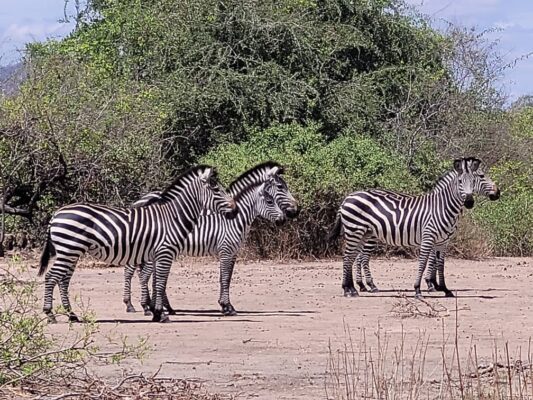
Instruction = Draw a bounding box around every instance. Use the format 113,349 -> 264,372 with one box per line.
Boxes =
26,256 -> 533,399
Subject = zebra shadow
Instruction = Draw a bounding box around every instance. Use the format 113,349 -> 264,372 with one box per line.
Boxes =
360,290 -> 505,300
163,309 -> 317,318
94,317 -> 260,324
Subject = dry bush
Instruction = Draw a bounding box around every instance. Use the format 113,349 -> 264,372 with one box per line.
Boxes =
325,318 -> 533,400
449,213 -> 493,259
390,293 -> 449,319
0,257 -> 228,399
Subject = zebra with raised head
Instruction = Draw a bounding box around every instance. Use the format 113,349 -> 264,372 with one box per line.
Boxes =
352,162 -> 501,295
38,165 -> 236,323
329,157 -> 500,298
123,162 -> 298,316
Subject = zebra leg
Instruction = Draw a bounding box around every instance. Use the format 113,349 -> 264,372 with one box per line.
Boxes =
123,264 -> 137,313
434,249 -> 454,297
151,252 -> 174,323
58,270 -> 80,322
355,253 -> 367,292
163,292 -> 176,315
218,254 -> 237,316
139,262 -> 175,315
425,249 -> 438,292
43,256 -> 77,323
414,237 -> 434,299
139,262 -> 153,316
342,229 -> 367,297
360,243 -> 378,293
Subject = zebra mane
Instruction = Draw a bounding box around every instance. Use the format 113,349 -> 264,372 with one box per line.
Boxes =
227,161 -> 284,196
231,180 -> 269,203
141,165 -> 217,206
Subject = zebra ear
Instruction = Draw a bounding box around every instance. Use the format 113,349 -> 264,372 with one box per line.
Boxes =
267,166 -> 280,178
453,159 -> 463,174
470,159 -> 480,172
200,168 -> 213,182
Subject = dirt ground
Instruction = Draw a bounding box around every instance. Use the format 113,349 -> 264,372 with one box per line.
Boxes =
29,256 -> 533,399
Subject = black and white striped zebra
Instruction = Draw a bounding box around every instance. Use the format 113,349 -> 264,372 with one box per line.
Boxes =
38,165 -> 236,323
353,171 -> 470,293
329,158 -> 500,298
123,162 -> 298,316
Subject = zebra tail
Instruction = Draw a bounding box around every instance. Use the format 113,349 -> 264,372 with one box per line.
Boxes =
327,213 -> 343,243
38,230 -> 55,277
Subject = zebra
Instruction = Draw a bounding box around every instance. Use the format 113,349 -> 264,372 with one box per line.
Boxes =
352,163 -> 501,295
122,162 -> 298,316
328,157 -> 500,298
38,165 -> 236,323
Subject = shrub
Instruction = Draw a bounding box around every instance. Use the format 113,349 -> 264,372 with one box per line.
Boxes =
473,161 -> 532,256
202,123 -> 421,257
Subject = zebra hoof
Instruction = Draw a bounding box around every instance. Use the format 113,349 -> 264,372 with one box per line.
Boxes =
152,310 -> 162,322
46,314 -> 57,324
426,282 -> 438,292
144,310 -> 153,316
221,305 -> 237,316
68,314 -> 81,323
369,286 -> 379,293
343,289 -> 359,298
444,290 -> 455,298
414,293 -> 423,300
166,309 -> 177,316
357,283 -> 368,292
126,305 -> 136,313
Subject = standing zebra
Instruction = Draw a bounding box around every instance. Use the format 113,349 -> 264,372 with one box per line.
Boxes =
38,166 -> 236,323
352,168 -> 499,294
329,158 -> 500,298
123,162 -> 298,316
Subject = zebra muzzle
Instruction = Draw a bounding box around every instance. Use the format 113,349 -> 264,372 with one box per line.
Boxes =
284,206 -> 299,219
489,188 -> 500,201
464,194 -> 475,209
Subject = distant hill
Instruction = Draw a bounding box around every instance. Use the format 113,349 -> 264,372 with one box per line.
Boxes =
0,62 -> 25,95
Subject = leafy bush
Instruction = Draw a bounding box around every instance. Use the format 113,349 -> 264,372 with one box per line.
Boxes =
202,123 -> 421,257
473,161 -> 533,256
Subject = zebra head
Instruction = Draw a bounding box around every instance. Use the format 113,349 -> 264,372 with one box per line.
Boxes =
228,162 -> 299,219
472,163 -> 501,202
453,158 -> 500,209
256,181 -> 287,225
264,166 -> 299,219
198,167 -> 237,217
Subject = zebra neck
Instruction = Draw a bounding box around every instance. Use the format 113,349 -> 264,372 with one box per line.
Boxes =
234,190 -> 260,227
431,177 -> 464,217
163,189 -> 203,223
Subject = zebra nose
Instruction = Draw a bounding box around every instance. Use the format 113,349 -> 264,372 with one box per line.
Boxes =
489,188 -> 500,201
464,194 -> 475,209
285,206 -> 299,219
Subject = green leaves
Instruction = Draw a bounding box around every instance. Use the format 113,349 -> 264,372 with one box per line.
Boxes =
202,123 -> 419,207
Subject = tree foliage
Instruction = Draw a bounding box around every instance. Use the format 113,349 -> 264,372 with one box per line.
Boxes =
0,0 -> 530,256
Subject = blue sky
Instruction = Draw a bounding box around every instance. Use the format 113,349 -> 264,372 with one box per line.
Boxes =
0,0 -> 532,101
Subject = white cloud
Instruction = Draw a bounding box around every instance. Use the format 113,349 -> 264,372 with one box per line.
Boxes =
1,20 -> 70,43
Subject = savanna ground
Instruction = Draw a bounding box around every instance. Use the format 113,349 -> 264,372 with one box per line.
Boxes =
5,255 -> 533,399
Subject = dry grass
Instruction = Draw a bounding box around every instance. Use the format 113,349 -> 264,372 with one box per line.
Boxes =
449,214 -> 493,259
6,374 -> 232,400
325,302 -> 533,400
390,293 -> 450,319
